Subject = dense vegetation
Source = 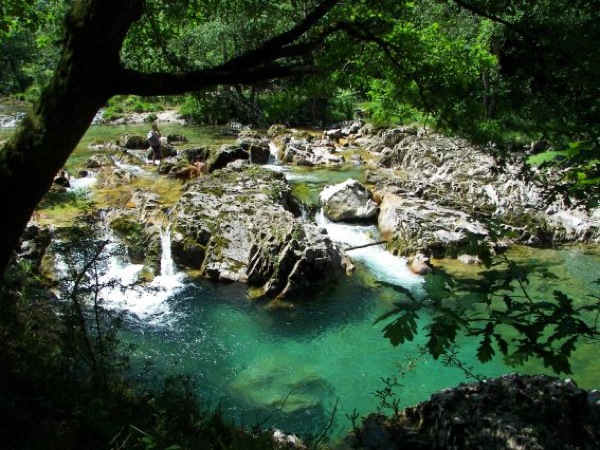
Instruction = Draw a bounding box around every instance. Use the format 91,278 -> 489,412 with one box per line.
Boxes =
1,0 -> 599,448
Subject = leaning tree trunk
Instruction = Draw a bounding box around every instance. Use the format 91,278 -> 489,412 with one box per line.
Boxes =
0,0 -> 144,279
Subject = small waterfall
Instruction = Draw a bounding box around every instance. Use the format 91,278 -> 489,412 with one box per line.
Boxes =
315,210 -> 424,289
98,225 -> 184,325
160,225 -> 175,277
268,142 -> 279,165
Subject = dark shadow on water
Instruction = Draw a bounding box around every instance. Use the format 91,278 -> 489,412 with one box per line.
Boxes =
165,276 -> 395,341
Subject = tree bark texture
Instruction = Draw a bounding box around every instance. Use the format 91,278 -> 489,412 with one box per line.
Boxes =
0,0 -> 145,278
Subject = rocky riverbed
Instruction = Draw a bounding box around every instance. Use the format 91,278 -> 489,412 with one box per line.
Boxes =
10,112 -> 600,448
16,115 -> 600,300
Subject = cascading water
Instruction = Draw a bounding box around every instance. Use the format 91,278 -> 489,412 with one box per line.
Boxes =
67,172 -> 97,190
39,125 -> 599,444
268,141 -> 279,165
100,225 -> 184,324
315,209 -> 424,290
158,225 -> 176,279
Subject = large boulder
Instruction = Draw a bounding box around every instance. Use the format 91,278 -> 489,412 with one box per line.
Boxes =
377,187 -> 491,259
170,165 -> 350,301
350,374 -> 600,450
246,221 -> 349,300
209,144 -> 249,171
320,179 -> 378,222
276,131 -> 347,167
373,129 -> 600,245
237,134 -> 271,164
121,134 -> 147,149
105,188 -> 166,275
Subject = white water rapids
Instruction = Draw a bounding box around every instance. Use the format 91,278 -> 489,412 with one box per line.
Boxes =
100,226 -> 184,324
314,209 -> 424,290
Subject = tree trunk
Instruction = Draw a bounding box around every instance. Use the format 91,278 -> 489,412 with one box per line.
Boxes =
0,0 -> 144,278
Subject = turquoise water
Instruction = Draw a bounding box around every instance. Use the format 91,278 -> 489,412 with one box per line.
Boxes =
117,241 -> 599,443
95,134 -> 598,443
6,120 -> 597,442
120,265 -> 511,442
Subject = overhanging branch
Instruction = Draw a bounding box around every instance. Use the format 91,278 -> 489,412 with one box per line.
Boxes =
114,64 -> 320,96
221,0 -> 340,71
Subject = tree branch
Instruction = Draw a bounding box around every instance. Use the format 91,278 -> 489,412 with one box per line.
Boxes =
114,63 -> 320,96
220,0 -> 340,71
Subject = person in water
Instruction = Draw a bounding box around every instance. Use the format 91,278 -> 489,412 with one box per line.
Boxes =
147,124 -> 162,165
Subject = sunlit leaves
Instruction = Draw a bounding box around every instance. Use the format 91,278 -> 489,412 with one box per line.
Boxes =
376,256 -> 600,374
528,139 -> 600,208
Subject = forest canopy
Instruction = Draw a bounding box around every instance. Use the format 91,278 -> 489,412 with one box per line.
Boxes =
3,1 -> 600,136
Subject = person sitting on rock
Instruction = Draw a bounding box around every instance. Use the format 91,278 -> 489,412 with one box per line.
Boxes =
53,169 -> 70,188
147,124 -> 162,165
192,155 -> 209,175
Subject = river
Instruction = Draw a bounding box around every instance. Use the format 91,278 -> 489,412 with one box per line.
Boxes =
3,121 -> 600,444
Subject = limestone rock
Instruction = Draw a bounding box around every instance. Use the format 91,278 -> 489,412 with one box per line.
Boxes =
371,129 -> 599,245
320,179 -> 379,222
209,144 -> 248,171
171,165 -> 349,300
350,374 -> 600,450
377,188 -> 491,259
121,134 -> 147,149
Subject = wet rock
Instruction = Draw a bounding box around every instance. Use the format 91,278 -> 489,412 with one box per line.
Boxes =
320,179 -> 379,222
105,189 -> 166,274
209,144 -> 249,171
85,154 -> 114,168
237,134 -> 271,164
171,165 -> 349,300
410,253 -> 432,275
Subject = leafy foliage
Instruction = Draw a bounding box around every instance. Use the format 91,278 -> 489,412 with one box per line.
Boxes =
528,139 -> 600,209
0,0 -> 67,96
376,256 -> 600,374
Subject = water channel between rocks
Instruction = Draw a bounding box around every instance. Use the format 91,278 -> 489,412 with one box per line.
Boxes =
4,122 -> 599,443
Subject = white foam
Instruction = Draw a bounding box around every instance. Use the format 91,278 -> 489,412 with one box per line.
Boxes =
100,229 -> 184,325
315,209 -> 423,289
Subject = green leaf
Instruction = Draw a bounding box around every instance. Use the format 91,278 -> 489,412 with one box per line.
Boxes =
493,333 -> 509,355
425,316 -> 459,359
381,310 -> 419,346
476,335 -> 495,363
